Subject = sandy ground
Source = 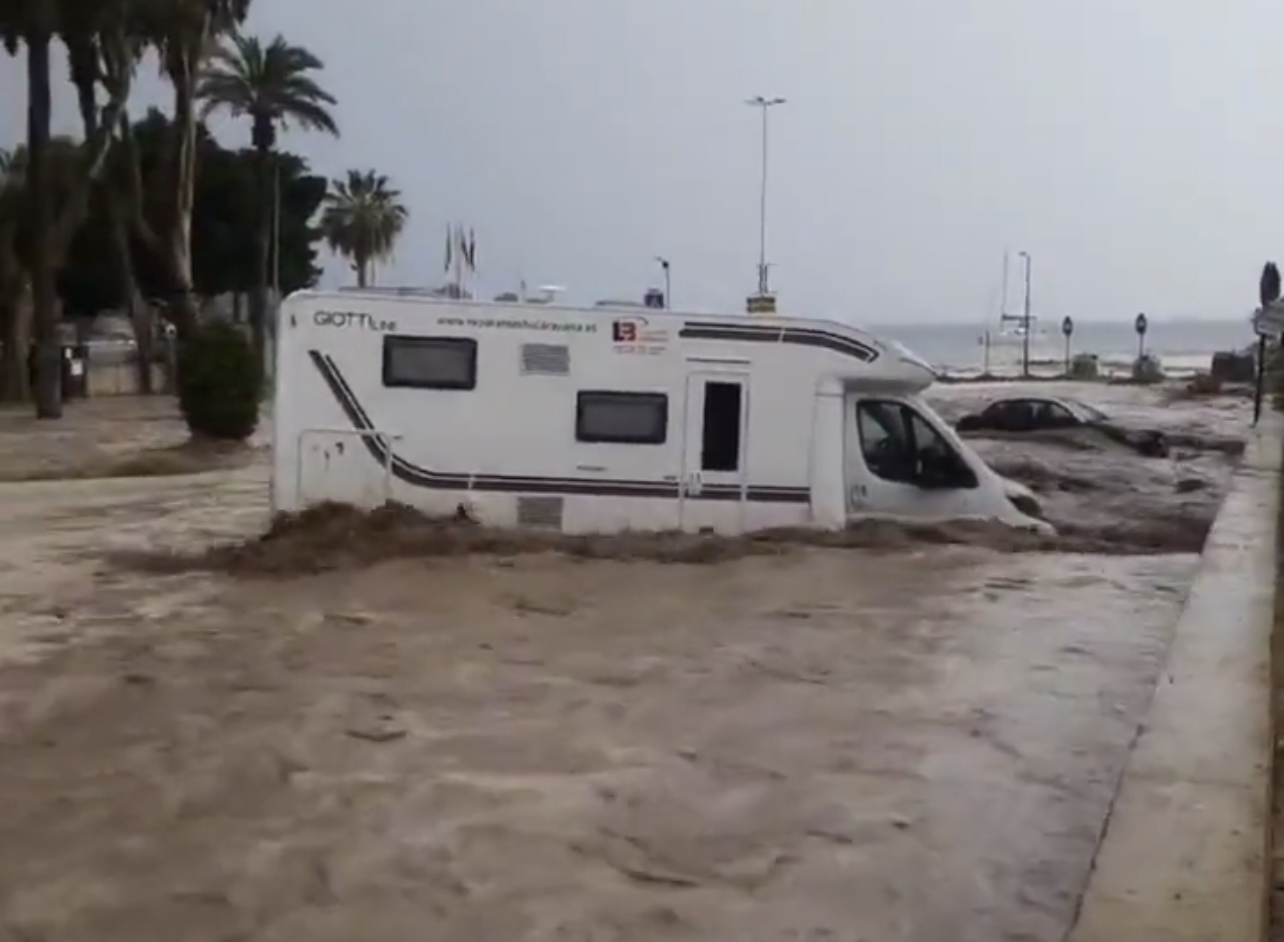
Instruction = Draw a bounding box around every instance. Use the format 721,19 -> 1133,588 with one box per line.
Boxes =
0,397 -> 266,481
0,385 -> 1250,941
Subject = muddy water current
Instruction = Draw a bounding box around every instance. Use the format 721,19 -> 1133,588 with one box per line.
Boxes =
928,382 -> 1251,553
0,385 -> 1254,940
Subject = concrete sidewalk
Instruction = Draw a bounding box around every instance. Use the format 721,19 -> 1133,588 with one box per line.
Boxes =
1067,415 -> 1280,942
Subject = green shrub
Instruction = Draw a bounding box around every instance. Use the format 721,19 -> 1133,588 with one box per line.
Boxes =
1267,340 -> 1284,413
1186,372 -> 1221,396
1131,353 -> 1164,384
176,321 -> 263,441
1069,353 -> 1099,380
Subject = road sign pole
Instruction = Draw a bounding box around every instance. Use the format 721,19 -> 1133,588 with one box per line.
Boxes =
1061,316 -> 1074,376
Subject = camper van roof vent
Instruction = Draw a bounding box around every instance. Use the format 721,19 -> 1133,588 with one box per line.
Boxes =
520,343 -> 570,376
524,284 -> 564,305
517,495 -> 564,529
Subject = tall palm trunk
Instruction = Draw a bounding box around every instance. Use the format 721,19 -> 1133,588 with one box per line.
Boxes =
26,29 -> 60,419
108,197 -> 152,395
249,138 -> 271,367
160,44 -> 202,340
0,288 -> 32,402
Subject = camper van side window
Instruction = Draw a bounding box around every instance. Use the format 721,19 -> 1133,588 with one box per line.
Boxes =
576,391 -> 668,444
382,336 -> 477,389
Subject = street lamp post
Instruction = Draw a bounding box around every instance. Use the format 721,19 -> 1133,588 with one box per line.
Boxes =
272,159 -> 280,300
746,95 -> 785,297
654,256 -> 671,308
268,157 -> 282,382
1017,250 -> 1032,377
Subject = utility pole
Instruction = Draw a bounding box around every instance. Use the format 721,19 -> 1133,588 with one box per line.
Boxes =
1018,250 -> 1032,377
272,159 -> 281,300
746,95 -> 785,298
266,157 -> 281,381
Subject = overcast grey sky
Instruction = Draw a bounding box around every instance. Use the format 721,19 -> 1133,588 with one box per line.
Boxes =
2,0 -> 1282,322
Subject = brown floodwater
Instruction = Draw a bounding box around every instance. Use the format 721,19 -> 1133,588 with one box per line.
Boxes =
928,381 -> 1251,552
0,387 -> 1255,940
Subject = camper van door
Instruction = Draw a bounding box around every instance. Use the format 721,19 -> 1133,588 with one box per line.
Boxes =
681,370 -> 749,511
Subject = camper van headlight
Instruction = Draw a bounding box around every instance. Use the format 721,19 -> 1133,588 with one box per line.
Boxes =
1001,479 -> 1043,519
1007,491 -> 1043,520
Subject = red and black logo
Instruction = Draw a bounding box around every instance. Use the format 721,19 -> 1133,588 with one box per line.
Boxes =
612,319 -> 641,342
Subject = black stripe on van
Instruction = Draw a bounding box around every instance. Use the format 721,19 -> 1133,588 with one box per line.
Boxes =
307,350 -> 810,503
678,321 -> 879,362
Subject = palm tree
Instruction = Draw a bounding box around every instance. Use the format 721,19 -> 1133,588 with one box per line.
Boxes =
0,146 -> 27,402
197,30 -> 338,362
2,3 -> 59,417
124,0 -> 250,340
320,170 -> 408,288
2,0 -> 138,417
0,139 -> 83,403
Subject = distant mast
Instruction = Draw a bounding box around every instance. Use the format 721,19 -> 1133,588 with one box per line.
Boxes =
1000,250 -> 1010,319
997,249 -> 1034,333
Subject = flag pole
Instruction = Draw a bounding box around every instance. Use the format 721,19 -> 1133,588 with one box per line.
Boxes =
466,227 -> 476,298
454,224 -> 463,296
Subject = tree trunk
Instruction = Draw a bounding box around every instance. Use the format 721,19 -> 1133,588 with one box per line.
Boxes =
128,289 -> 154,395
0,290 -> 31,403
249,143 -> 271,366
107,205 -> 152,395
166,289 -> 199,339
27,31 -> 60,419
158,45 -> 201,342
356,259 -> 368,289
56,32 -> 130,267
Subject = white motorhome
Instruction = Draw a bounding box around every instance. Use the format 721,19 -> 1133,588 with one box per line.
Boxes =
271,291 -> 1047,534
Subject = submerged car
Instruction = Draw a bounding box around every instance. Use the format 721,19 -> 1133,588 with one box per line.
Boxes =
954,395 -> 1170,457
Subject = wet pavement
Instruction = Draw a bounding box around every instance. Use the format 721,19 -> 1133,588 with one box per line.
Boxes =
1069,416 -> 1279,942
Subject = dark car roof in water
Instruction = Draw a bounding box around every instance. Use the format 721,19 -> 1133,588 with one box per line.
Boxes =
985,394 -> 1110,422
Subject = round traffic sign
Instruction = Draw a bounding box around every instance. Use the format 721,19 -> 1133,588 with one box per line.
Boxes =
1061,316 -> 1074,337
1134,312 -> 1148,336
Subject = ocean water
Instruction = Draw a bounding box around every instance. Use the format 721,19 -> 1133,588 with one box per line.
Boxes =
869,318 -> 1255,378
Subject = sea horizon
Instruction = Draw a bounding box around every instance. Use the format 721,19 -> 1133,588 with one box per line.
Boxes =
867,316 -> 1255,377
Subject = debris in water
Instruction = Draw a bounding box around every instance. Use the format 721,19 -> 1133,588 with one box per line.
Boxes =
107,498 -> 1220,579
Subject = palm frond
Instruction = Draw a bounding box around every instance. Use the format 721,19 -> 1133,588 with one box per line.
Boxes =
320,168 -> 409,275
197,28 -> 339,141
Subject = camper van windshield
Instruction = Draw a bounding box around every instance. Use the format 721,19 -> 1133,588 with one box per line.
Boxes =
856,400 -> 976,489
